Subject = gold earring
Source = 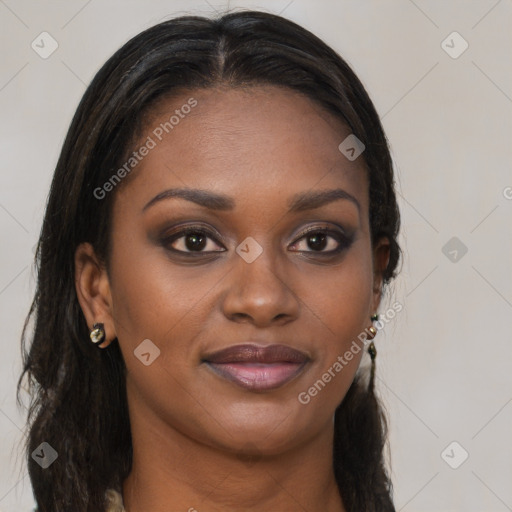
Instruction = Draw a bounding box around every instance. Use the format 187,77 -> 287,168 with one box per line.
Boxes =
90,322 -> 106,347
367,326 -> 377,340
367,313 -> 378,341
367,314 -> 379,392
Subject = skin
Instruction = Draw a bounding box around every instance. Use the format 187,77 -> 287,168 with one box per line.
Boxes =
75,85 -> 390,512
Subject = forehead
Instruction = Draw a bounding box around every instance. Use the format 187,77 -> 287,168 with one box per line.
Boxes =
114,85 -> 369,218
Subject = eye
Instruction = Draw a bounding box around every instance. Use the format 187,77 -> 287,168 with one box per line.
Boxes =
160,224 -> 352,256
289,226 -> 353,254
162,226 -> 225,254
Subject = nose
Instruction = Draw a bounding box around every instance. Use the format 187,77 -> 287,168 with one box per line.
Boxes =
221,245 -> 300,327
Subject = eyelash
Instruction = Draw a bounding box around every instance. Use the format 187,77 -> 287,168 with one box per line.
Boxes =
161,224 -> 353,257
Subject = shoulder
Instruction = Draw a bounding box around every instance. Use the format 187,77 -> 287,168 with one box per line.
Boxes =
31,490 -> 125,512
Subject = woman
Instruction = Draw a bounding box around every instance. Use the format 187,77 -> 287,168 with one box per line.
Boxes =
19,10 -> 401,512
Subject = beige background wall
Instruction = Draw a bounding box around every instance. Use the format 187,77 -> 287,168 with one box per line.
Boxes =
1,1 -> 511,510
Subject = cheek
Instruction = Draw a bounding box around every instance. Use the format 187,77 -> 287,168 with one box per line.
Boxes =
107,238 -> 223,401
108,237 -> 203,344
294,246 -> 373,399
108,245 -> 211,430
300,246 -> 374,342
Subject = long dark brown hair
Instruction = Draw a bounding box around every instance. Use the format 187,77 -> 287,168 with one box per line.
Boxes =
18,10 -> 401,511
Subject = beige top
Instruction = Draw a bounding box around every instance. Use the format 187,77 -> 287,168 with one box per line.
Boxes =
105,489 -> 125,512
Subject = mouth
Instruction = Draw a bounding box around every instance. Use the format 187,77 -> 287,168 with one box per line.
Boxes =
202,343 -> 310,392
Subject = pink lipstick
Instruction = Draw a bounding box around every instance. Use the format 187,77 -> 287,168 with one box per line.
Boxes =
203,344 -> 309,391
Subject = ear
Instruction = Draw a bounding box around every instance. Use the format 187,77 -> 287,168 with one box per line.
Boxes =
74,242 -> 116,348
371,236 -> 391,314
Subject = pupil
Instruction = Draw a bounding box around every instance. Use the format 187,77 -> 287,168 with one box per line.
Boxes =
186,233 -> 206,251
308,233 -> 327,251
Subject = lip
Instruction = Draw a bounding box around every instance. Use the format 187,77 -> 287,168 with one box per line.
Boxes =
203,344 -> 310,391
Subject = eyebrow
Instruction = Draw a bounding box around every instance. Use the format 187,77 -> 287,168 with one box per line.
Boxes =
288,188 -> 360,214
142,187 -> 360,214
143,188 -> 235,212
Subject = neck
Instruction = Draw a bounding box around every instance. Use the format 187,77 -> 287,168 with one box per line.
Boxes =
122,399 -> 345,512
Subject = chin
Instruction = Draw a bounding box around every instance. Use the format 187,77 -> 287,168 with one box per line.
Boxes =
206,403 -> 319,455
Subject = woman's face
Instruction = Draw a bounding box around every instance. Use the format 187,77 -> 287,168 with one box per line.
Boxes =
80,85 -> 388,456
